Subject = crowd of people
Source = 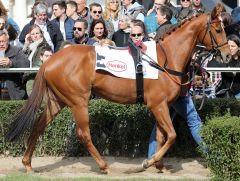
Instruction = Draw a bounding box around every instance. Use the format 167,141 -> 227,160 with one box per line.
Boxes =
0,0 -> 239,100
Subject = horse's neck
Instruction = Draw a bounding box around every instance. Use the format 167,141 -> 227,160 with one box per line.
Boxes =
160,14 -> 207,73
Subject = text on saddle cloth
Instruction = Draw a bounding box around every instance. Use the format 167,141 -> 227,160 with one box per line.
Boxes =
95,41 -> 158,79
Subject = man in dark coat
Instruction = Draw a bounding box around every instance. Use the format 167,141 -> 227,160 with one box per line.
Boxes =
0,30 -> 30,100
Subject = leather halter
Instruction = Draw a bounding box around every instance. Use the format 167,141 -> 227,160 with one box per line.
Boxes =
200,16 -> 228,51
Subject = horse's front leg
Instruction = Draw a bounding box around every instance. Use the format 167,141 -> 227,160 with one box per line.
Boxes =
72,104 -> 109,174
143,102 -> 176,169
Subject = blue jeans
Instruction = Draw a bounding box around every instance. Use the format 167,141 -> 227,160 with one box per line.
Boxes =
148,95 -> 203,159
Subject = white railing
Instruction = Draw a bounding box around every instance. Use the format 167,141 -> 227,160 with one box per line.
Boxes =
0,67 -> 240,73
0,68 -> 39,73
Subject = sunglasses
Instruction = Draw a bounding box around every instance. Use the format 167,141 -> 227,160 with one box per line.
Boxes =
181,0 -> 190,2
93,11 -> 102,14
73,27 -> 82,31
130,33 -> 143,37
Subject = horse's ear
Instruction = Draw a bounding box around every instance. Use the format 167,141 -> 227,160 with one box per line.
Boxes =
211,3 -> 226,20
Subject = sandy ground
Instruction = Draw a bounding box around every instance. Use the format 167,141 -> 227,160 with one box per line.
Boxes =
0,156 -> 211,180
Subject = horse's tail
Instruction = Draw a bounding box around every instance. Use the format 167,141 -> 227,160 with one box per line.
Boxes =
6,66 -> 47,141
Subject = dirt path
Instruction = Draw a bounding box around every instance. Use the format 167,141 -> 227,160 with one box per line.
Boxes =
0,156 -> 211,180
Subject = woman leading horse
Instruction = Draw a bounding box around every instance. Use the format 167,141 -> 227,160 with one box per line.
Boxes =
6,5 -> 230,174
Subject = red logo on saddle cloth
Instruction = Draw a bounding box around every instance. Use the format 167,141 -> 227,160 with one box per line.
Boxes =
106,60 -> 127,72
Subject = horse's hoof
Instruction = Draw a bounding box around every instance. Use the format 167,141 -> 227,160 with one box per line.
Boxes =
26,167 -> 34,174
142,159 -> 149,169
100,167 -> 110,174
155,163 -> 173,173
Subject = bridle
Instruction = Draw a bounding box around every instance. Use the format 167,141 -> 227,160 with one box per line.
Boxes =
200,15 -> 228,55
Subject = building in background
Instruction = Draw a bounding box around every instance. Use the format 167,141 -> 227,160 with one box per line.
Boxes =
2,0 -> 239,31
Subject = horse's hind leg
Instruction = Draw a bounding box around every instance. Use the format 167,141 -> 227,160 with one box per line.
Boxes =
144,103 -> 176,168
22,98 -> 64,173
72,105 -> 109,174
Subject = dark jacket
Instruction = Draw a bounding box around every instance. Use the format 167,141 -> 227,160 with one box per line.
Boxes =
19,19 -> 63,52
177,7 -> 194,22
221,59 -> 240,96
155,21 -> 173,41
0,45 -> 30,100
51,16 -> 75,42
112,30 -> 130,47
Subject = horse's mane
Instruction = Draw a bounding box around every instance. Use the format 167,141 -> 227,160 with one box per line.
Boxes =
158,13 -> 205,41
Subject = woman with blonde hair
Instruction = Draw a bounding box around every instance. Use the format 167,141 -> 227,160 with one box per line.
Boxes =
103,0 -> 121,32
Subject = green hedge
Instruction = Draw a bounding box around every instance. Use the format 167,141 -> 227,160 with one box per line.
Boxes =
0,98 -> 239,158
201,115 -> 240,181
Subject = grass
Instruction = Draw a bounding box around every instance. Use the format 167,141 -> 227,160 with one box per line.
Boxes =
0,174 -> 209,181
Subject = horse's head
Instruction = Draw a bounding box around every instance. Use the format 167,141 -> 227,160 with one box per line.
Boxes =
198,4 -> 231,63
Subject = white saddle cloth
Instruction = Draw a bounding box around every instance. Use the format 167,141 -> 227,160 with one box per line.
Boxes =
95,41 -> 158,79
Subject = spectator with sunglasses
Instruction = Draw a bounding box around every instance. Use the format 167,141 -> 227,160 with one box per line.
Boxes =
73,19 -> 93,45
177,0 -> 193,22
89,2 -> 114,39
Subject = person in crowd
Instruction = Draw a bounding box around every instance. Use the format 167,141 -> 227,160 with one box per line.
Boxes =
137,0 -> 154,13
19,2 -> 63,52
0,15 -> 6,30
66,0 -> 79,21
39,45 -> 53,64
0,16 -> 18,46
217,34 -> 240,99
88,18 -> 114,46
0,1 -> 20,32
0,30 -> 29,100
99,38 -> 116,47
155,5 -> 173,41
112,14 -> 131,47
121,0 -> 145,22
148,13 -> 205,170
51,1 -> 75,41
75,0 -> 89,20
103,0 -> 121,32
231,6 -> 240,24
144,0 -> 177,39
128,19 -> 149,68
89,2 -> 114,39
73,18 -> 90,44
89,3 -> 103,22
191,0 -> 207,14
24,45 -> 53,96
22,24 -> 49,68
177,0 -> 193,22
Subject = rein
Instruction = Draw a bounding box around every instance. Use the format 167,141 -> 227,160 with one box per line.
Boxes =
141,50 -> 191,86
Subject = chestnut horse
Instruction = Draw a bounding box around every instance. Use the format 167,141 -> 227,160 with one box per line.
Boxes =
6,10 -> 230,173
